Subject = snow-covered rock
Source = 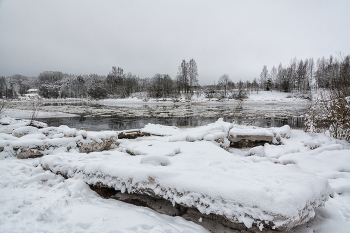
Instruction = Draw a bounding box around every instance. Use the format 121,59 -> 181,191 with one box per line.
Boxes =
228,126 -> 274,148
40,140 -> 332,231
0,120 -> 118,159
167,118 -> 232,148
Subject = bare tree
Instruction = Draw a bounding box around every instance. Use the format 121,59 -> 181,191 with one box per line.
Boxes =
260,65 -> 268,90
307,58 -> 314,92
177,59 -> 188,93
148,74 -> 174,98
277,63 -> 284,92
106,66 -> 124,96
270,66 -> 277,90
218,74 -> 231,97
252,78 -> 259,93
188,58 -> 198,93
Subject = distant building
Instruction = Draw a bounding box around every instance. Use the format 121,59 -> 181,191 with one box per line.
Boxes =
27,89 -> 38,94
23,89 -> 40,99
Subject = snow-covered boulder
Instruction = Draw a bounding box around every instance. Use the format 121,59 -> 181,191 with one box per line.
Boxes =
12,126 -> 39,137
271,125 -> 292,142
0,116 -> 13,125
0,120 -> 118,158
168,118 -> 232,148
229,126 -> 274,147
40,140 -> 332,232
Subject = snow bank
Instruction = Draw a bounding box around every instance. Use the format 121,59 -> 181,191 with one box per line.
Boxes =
141,124 -> 180,136
0,119 -> 118,159
0,117 -> 47,134
166,118 -> 232,148
246,90 -> 309,103
40,140 -> 332,231
271,125 -> 292,139
126,140 -> 180,157
0,159 -> 207,233
229,128 -> 274,138
142,120 -> 292,149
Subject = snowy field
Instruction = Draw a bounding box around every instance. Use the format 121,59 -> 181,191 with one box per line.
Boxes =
1,115 -> 350,232
94,91 -> 309,106
4,90 -> 308,107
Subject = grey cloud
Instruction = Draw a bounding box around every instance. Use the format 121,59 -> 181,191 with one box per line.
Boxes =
0,0 -> 349,84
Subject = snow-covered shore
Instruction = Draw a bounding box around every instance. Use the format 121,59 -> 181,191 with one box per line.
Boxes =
1,116 -> 350,232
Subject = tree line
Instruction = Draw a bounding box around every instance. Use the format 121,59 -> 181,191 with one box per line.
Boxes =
1,53 -> 349,100
258,53 -> 350,96
0,59 -> 199,100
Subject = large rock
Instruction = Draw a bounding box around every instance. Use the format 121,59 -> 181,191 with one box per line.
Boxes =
77,136 -> 117,153
13,146 -> 44,159
2,124 -> 118,158
229,128 -> 274,148
40,140 -> 331,232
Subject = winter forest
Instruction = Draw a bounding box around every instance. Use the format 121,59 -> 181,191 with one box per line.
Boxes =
1,54 -> 349,101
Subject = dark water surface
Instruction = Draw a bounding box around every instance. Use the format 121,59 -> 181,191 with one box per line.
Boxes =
39,115 -> 304,131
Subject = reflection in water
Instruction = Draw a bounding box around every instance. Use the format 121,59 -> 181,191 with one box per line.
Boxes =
39,116 -> 304,132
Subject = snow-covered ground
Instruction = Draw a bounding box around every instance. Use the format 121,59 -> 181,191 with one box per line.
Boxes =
5,90 -> 308,107
0,158 -> 206,233
1,116 -> 350,232
95,91 -> 308,105
244,91 -> 309,103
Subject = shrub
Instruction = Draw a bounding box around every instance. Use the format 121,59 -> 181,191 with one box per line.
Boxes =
304,90 -> 350,142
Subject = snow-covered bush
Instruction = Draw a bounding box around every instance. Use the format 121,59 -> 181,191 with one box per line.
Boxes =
305,90 -> 350,141
88,83 -> 108,99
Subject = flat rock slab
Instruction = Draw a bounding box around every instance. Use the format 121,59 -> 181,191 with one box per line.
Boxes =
229,128 -> 275,148
40,140 -> 331,232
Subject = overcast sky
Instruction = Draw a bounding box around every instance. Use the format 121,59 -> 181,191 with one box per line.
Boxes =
0,0 -> 349,84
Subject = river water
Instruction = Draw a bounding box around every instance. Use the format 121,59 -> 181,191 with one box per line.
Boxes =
39,115 -> 304,131
12,100 -> 306,131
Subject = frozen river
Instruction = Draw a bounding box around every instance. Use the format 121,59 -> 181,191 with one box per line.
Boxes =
38,115 -> 304,131
5,99 -> 307,131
